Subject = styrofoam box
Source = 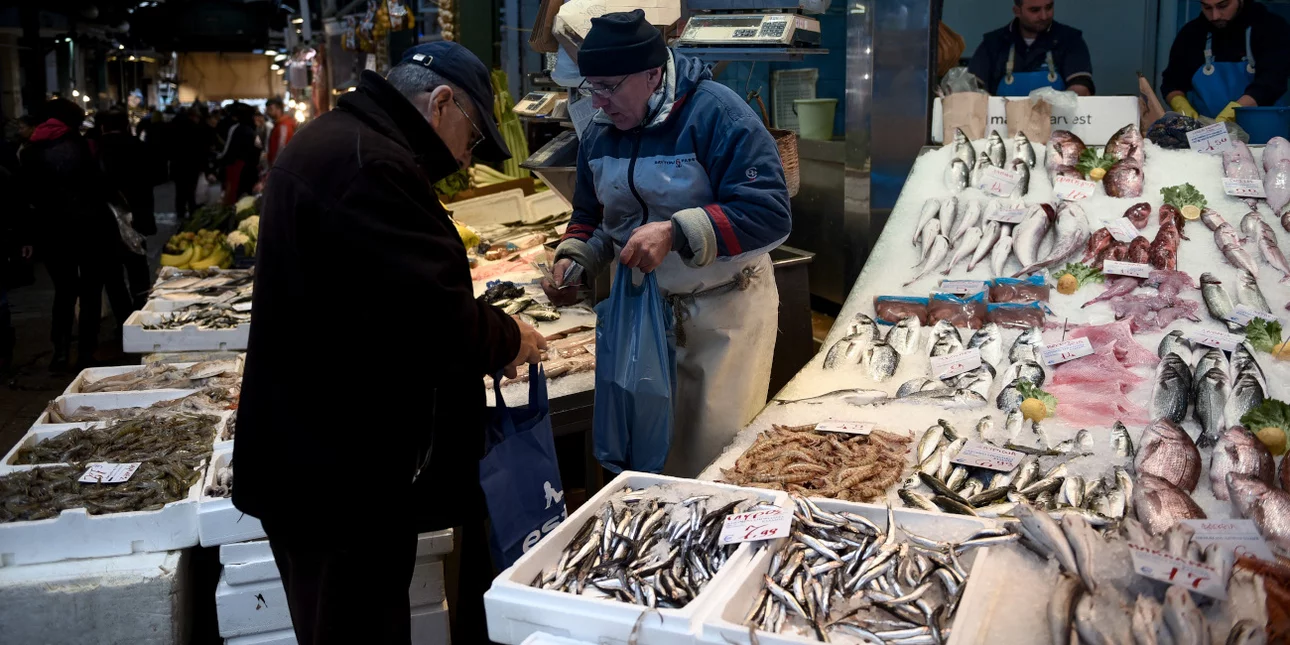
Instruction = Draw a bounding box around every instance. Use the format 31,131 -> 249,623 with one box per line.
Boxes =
63,358 -> 243,396
33,389 -> 208,428
448,189 -> 529,228
524,191 -> 571,223
10,409 -> 233,472
0,459 -> 204,567
695,499 -> 996,645
484,471 -> 792,645
222,600 -> 450,645
199,451 -> 264,547
123,310 -> 250,353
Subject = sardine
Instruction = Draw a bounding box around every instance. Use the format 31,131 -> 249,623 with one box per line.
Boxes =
1014,201 -> 1090,276
953,200 -> 983,240
1200,273 -> 1240,331
914,199 -> 941,247
1150,354 -> 1192,425
1193,366 -> 1230,449
1136,418 -> 1202,492
967,323 -> 1003,366
946,158 -> 969,193
942,226 -> 983,274
1012,205 -> 1051,269
886,316 -> 921,356
1235,269 -> 1271,313
865,341 -> 900,383
952,127 -> 976,172
1210,426 -> 1275,500
1010,158 -> 1030,198
905,236 -> 950,287
990,233 -> 1015,277
1013,131 -> 1036,168
1134,473 -> 1206,536
1111,421 -> 1135,458
968,220 -> 1001,272
926,319 -> 961,353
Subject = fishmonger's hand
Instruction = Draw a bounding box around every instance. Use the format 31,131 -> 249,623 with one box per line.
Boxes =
619,221 -> 674,274
541,258 -> 583,307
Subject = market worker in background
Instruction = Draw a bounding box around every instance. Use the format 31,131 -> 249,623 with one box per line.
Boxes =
1160,0 -> 1290,121
541,10 -> 791,477
233,42 -> 545,644
264,98 -> 297,167
968,0 -> 1094,96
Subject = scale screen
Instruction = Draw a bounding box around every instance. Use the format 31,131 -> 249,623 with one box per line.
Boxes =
691,16 -> 766,28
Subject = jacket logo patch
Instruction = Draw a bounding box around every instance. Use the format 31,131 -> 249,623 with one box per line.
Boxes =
655,156 -> 697,168
745,167 -> 759,180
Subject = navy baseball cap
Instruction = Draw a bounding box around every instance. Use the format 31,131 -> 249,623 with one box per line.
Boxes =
397,42 -> 511,163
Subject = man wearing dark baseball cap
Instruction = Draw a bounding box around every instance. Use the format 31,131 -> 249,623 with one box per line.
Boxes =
235,40 -> 544,643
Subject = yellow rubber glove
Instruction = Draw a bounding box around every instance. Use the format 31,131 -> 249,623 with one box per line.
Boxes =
1169,95 -> 1199,119
1216,101 -> 1242,123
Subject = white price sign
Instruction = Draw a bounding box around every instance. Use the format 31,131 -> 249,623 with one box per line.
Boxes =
938,280 -> 987,295
1102,260 -> 1152,279
930,348 -> 982,380
1128,542 -> 1227,599
975,166 -> 1022,197
1053,176 -> 1097,201
1223,178 -> 1267,199
232,302 -> 253,312
1187,328 -> 1246,351
1102,218 -> 1141,243
1180,519 -> 1276,563
79,462 -> 141,484
1041,338 -> 1095,366
950,440 -> 1026,472
815,420 -> 874,436
988,208 -> 1027,224
1225,304 -> 1278,327
719,507 -> 794,545
1186,122 -> 1234,155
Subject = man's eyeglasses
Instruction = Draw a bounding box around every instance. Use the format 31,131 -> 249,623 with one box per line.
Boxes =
577,75 -> 632,99
454,99 -> 484,153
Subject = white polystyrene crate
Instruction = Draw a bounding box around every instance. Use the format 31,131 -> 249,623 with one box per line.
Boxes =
226,630 -> 297,645
216,576 -> 291,637
484,471 -> 791,645
410,601 -> 450,644
32,389 -> 207,427
695,499 -> 996,645
62,359 -> 242,396
6,410 -> 232,472
123,310 -> 250,353
524,190 -> 571,223
0,461 -> 204,567
448,189 -> 529,228
199,451 -> 265,547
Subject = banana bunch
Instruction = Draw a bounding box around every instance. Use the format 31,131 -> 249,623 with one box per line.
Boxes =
161,229 -> 233,270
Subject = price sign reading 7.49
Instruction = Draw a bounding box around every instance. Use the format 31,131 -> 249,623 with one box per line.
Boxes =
718,508 -> 794,545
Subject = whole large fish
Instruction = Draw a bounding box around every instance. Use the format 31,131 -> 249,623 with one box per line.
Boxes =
971,152 -> 994,190
943,226 -> 984,274
946,158 -> 969,193
1135,418 -> 1201,492
1265,136 -> 1290,172
987,131 -> 1007,167
905,235 -> 949,286
952,127 -> 976,172
1014,202 -> 1090,276
1150,355 -> 1193,425
1104,160 -> 1144,198
1225,371 -> 1265,433
1014,131 -> 1036,168
1256,225 -> 1290,281
1046,130 -> 1087,177
1201,207 -> 1226,231
939,196 -> 959,243
1012,205 -> 1051,269
1267,158 -> 1290,218
952,200 -> 983,239
969,220 -> 1001,271
1240,210 -> 1263,243
1210,426 -> 1275,500
913,198 -> 941,246
1134,473 -> 1206,535
968,323 -> 1003,366
1227,472 -> 1290,555
1009,158 -> 1030,198
1231,344 -> 1267,390
865,340 -> 899,382
1106,123 -> 1146,167
990,232 -> 1014,277
1193,348 -> 1228,397
915,218 -> 942,264
1235,269 -> 1271,312
1193,367 -> 1229,449
1224,141 -> 1264,211
1075,588 -> 1134,645
1216,222 -> 1242,250
885,316 -> 921,356
1163,586 -> 1209,645
1200,273 -> 1239,330
1221,240 -> 1261,277
1130,595 -> 1173,645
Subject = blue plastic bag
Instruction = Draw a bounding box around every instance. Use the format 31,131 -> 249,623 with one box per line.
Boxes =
479,365 -> 567,568
593,265 -> 676,474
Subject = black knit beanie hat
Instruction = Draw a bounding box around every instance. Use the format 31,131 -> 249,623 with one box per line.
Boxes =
577,9 -> 667,77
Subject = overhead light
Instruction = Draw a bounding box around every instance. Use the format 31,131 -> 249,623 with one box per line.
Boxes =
347,87 -> 355,92
71,89 -> 80,97
295,29 -> 302,34
82,95 -> 90,103
276,68 -> 284,75
65,38 -> 72,43
292,17 -> 303,24
265,50 -> 277,56
128,55 -> 137,61
274,54 -> 287,62
270,64 -> 280,70
118,44 -> 125,50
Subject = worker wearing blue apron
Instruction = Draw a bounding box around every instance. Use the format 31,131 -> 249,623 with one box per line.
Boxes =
1162,0 -> 1290,121
967,0 -> 1095,97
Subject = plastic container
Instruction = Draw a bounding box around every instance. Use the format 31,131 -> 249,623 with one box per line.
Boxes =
793,99 -> 837,142
484,471 -> 791,645
198,450 -> 264,547
122,310 -> 250,352
1235,106 -> 1290,145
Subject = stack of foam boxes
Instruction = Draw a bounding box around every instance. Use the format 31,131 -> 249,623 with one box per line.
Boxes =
214,531 -> 454,644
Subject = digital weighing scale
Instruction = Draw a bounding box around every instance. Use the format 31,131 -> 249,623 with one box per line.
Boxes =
677,0 -> 827,49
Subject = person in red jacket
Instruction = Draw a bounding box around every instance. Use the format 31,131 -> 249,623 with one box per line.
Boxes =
264,98 -> 296,167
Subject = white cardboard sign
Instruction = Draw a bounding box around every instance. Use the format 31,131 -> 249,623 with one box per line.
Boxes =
988,208 -> 1027,224
1186,122 -> 1234,155
1040,338 -> 1095,366
1223,178 -> 1267,199
930,348 -> 982,379
1103,260 -> 1152,279
950,440 -> 1026,472
976,166 -> 1022,198
815,421 -> 874,436
1127,542 -> 1227,599
1187,328 -> 1245,351
719,507 -> 794,545
1180,519 -> 1276,563
1102,218 -> 1141,243
1053,176 -> 1096,201
939,280 -> 988,295
79,462 -> 142,484
1225,304 -> 1278,327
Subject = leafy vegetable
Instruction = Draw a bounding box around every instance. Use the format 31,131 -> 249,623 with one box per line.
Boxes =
1241,399 -> 1290,447
1057,263 -> 1105,288
1160,183 -> 1208,211
434,167 -> 471,199
1075,148 -> 1117,179
1245,318 -> 1283,353
1017,380 -> 1057,417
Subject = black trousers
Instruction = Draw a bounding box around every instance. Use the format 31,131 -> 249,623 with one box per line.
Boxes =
174,168 -> 200,220
45,255 -> 136,361
123,247 -> 151,310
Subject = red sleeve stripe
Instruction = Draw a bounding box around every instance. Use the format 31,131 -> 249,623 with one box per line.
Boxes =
704,204 -> 743,256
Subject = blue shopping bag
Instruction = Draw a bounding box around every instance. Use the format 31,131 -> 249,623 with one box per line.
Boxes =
593,265 -> 677,473
479,365 -> 567,568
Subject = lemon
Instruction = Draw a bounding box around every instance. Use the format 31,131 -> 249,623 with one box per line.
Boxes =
1257,426 -> 1288,456
1089,167 -> 1107,181
1021,398 -> 1048,422
1274,341 -> 1290,360
1057,274 -> 1079,295
1181,205 -> 1201,220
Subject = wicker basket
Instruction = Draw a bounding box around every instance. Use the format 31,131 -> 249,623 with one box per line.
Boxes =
752,93 -> 801,198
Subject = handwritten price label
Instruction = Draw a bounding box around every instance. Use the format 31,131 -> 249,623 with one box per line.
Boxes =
815,421 -> 874,436
1102,260 -> 1152,279
1040,338 -> 1094,366
1186,122 -> 1234,155
1225,304 -> 1278,327
79,462 -> 141,484
950,440 -> 1025,472
1102,218 -> 1141,243
930,348 -> 982,380
1187,328 -> 1246,351
232,302 -> 253,312
938,280 -> 987,295
975,166 -> 1022,198
1053,176 -> 1096,201
988,208 -> 1027,224
1223,178 -> 1267,199
1128,542 -> 1227,599
719,507 -> 794,545
1181,519 -> 1276,564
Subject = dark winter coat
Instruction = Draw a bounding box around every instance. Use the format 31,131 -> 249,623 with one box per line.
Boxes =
18,120 -> 120,260
96,131 -> 157,236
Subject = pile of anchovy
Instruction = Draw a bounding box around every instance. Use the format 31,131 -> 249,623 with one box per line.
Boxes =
151,269 -> 253,295
15,413 -> 219,466
79,360 -> 241,393
44,386 -> 238,424
720,424 -> 911,502
747,496 -> 1010,643
142,303 -> 251,330
899,416 -> 1132,527
529,487 -> 774,608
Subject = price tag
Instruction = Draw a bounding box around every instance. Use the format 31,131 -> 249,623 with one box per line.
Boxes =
1127,542 -> 1227,599
1223,178 -> 1267,199
79,462 -> 141,484
1180,519 -> 1276,563
1040,338 -> 1095,366
1186,122 -> 1234,155
364,53 -> 377,72
1053,176 -> 1097,201
232,302 -> 253,312
950,440 -> 1026,472
938,280 -> 987,295
930,348 -> 982,380
1103,260 -> 1153,279
1102,218 -> 1141,243
988,208 -> 1027,224
975,166 -> 1022,198
719,507 -> 794,545
1187,328 -> 1246,351
1225,304 -> 1278,327
815,421 -> 874,436
583,343 -> 596,356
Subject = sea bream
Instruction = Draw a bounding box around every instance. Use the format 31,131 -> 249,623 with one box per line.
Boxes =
1135,418 -> 1201,492
1014,202 -> 1090,276
987,131 -> 1007,167
946,158 -> 970,193
1106,123 -> 1146,166
1227,472 -> 1290,555
1134,473 -> 1206,535
885,316 -> 921,356
1013,131 -> 1037,168
1210,426 -> 1275,500
1104,160 -> 1144,198
967,323 -> 1003,365
1046,130 -> 1087,180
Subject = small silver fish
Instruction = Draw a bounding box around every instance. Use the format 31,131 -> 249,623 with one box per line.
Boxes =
942,226 -> 984,275
1163,586 -> 1209,645
906,236 -> 950,286
967,323 -> 1004,366
969,220 -> 1002,272
1111,421 -> 1134,458
1200,273 -> 1241,331
987,131 -> 1007,167
946,158 -> 969,193
865,341 -> 900,383
914,218 -> 942,265
1235,269 -> 1271,313
773,388 -> 889,406
952,127 -> 976,172
914,198 -> 941,247
886,316 -> 922,356
990,233 -> 1014,277
1010,158 -> 1030,198
953,200 -> 984,240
